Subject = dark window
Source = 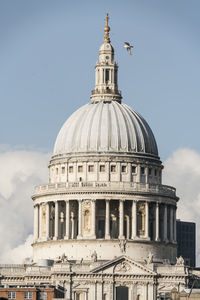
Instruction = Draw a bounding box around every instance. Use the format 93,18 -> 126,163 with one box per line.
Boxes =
141,167 -> 145,175
148,168 -> 152,175
38,292 -> 47,300
69,166 -> 73,173
154,169 -> 157,176
78,166 -> 83,172
121,166 -> 127,173
132,166 -> 136,173
100,165 -> 105,172
24,292 -> 32,299
88,165 -> 94,172
111,165 -> 116,172
8,292 -> 16,299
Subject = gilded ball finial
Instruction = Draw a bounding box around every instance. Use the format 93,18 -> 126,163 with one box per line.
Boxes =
104,13 -> 110,43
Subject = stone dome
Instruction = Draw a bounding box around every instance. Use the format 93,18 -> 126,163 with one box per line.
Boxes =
53,100 -> 159,157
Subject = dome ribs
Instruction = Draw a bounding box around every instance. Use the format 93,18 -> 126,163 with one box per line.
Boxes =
53,102 -> 159,158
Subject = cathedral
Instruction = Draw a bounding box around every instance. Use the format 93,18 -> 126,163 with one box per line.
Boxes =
0,14 -> 200,300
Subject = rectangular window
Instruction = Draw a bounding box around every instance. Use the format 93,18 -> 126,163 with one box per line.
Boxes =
100,165 -> 105,172
78,166 -> 83,172
154,169 -> 157,176
24,292 -> 32,299
141,167 -> 145,175
38,292 -> 47,300
111,165 -> 116,172
148,168 -> 152,175
132,166 -> 136,173
56,168 -> 58,175
88,165 -> 94,172
121,165 -> 127,173
8,292 -> 16,299
105,69 -> 109,82
62,167 -> 65,174
69,166 -> 73,173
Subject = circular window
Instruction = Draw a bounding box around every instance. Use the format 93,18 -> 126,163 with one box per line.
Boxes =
106,56 -> 109,59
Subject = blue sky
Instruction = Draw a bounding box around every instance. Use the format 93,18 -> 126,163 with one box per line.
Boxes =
0,0 -> 200,160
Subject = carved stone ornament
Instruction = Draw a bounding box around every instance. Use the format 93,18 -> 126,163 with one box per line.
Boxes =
115,261 -> 131,273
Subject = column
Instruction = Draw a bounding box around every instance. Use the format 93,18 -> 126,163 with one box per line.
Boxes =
77,200 -> 82,239
39,203 -> 43,239
164,204 -> 168,242
155,202 -> 160,241
131,200 -> 137,239
170,206 -> 173,242
91,200 -> 96,238
174,207 -> 177,243
34,205 -> 39,241
54,201 -> 59,240
145,283 -> 149,300
64,200 -> 70,239
119,200 -> 124,239
46,202 -> 50,240
145,202 -> 149,239
105,200 -> 110,239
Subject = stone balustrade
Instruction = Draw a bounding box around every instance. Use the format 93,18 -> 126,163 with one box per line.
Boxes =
34,181 -> 177,198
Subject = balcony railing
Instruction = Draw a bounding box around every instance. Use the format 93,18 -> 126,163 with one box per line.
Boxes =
34,181 -> 177,198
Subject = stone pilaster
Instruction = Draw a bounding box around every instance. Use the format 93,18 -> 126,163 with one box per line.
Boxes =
77,200 -> 82,239
105,200 -> 110,239
145,202 -> 150,239
64,200 -> 70,239
91,200 -> 96,238
119,200 -> 124,239
164,204 -> 168,242
170,205 -> 174,242
155,202 -> 160,241
46,202 -> 50,240
34,204 -> 39,241
131,200 -> 137,239
54,201 -> 59,240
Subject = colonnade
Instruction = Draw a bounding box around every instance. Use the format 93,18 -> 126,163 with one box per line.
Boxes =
34,200 -> 177,244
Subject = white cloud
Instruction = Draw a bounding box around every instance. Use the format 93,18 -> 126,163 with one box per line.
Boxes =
0,148 -> 50,263
163,148 -> 200,266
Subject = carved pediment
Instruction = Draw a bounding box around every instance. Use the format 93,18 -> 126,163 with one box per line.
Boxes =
91,255 -> 156,276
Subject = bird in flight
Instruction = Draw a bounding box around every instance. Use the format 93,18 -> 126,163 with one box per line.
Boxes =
124,42 -> 134,55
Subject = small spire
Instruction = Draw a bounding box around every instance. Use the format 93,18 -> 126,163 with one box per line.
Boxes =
104,13 -> 110,43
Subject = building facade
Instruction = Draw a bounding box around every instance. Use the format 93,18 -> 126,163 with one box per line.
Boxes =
0,14 -> 200,300
177,220 -> 196,267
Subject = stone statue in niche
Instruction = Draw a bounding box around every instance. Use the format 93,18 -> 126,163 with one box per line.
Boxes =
176,256 -> 184,266
83,209 -> 91,232
147,251 -> 153,264
119,239 -> 127,253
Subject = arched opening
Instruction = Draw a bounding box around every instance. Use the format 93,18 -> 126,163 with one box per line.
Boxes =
116,286 -> 128,300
